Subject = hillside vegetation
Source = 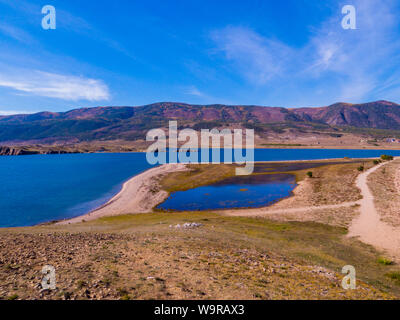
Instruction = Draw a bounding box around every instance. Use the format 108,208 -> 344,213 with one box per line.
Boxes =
1,101 -> 400,146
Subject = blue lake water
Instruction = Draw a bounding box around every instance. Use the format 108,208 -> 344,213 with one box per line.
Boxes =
1,148 -> 400,227
0,153 -> 151,227
158,174 -> 297,211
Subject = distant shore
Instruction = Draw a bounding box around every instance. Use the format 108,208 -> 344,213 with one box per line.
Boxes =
3,144 -> 400,157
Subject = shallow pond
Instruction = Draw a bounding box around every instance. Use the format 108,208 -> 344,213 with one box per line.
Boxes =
158,173 -> 297,211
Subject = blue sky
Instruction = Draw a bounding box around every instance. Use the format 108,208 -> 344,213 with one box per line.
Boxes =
0,0 -> 400,114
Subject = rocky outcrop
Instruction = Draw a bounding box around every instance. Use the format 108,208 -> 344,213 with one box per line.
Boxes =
0,146 -> 39,156
0,146 -> 80,156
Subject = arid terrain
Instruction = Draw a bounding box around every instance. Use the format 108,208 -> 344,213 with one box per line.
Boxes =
1,158 -> 400,300
0,212 -> 397,300
368,160 -> 400,227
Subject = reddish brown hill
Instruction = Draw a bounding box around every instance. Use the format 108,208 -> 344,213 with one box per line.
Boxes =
0,101 -> 399,143
293,101 -> 400,129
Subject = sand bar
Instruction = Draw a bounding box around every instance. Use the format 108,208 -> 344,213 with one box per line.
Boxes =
58,163 -> 188,224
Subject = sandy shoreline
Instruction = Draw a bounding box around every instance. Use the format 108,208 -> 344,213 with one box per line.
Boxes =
58,157 -> 381,225
57,163 -> 188,224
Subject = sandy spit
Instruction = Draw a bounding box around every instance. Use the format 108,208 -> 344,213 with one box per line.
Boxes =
57,163 -> 188,224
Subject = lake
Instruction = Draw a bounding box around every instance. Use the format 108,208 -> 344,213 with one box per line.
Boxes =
0,153 -> 151,227
1,148 -> 400,227
158,173 -> 297,211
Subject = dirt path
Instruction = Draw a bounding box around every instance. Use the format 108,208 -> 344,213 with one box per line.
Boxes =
348,162 -> 400,260
223,201 -> 358,217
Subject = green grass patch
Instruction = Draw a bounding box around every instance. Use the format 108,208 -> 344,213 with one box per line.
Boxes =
386,272 -> 400,282
377,257 -> 394,266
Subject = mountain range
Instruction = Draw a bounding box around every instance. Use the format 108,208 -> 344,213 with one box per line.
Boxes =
1,100 -> 400,145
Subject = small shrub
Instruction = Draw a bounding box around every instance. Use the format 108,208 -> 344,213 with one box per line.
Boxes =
306,171 -> 313,178
63,291 -> 72,300
377,257 -> 393,265
77,280 -> 87,289
373,160 -> 380,165
102,277 -> 112,287
381,154 -> 394,161
386,272 -> 400,281
357,166 -> 364,172
117,287 -> 129,297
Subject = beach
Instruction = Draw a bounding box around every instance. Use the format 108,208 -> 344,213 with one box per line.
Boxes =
58,163 -> 188,224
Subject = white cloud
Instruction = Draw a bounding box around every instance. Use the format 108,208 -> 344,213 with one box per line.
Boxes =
210,0 -> 400,104
211,26 -> 292,85
0,110 -> 36,115
0,22 -> 34,44
306,0 -> 400,101
0,69 -> 110,101
0,0 -> 134,60
184,85 -> 205,97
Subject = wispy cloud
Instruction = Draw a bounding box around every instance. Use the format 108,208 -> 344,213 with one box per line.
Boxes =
211,26 -> 292,85
0,109 -> 36,115
0,69 -> 110,101
0,0 -> 135,59
306,0 -> 400,101
210,0 -> 400,104
0,22 -> 34,44
183,85 -> 205,97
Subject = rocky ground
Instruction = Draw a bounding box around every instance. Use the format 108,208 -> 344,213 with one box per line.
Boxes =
0,212 -> 398,300
2,160 -> 400,300
368,160 -> 400,227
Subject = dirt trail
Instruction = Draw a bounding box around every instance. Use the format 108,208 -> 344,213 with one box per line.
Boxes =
348,162 -> 400,260
224,201 -> 358,217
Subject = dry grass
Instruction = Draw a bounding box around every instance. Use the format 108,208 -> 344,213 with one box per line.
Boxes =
162,159 -> 376,207
219,160 -> 378,228
159,160 -> 380,230
368,159 -> 400,227
266,205 -> 361,228
290,160 -> 375,206
160,164 -> 236,192
1,212 -> 400,300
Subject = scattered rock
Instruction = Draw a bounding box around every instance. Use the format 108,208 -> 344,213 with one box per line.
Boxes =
170,223 -> 203,229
